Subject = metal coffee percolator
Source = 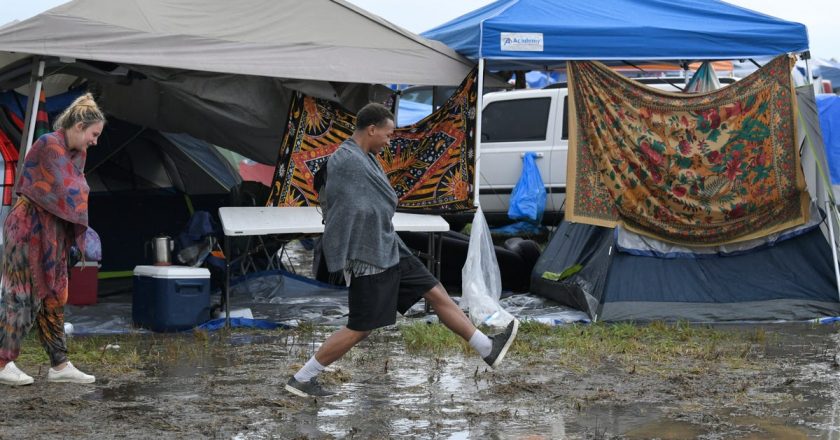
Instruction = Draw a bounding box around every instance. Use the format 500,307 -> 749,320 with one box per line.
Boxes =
150,235 -> 174,266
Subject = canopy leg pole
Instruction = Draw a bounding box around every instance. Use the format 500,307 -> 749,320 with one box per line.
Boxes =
224,234 -> 231,329
826,200 -> 840,301
473,58 -> 485,207
14,57 -> 46,197
3,58 -> 45,247
804,56 -> 812,85
393,90 -> 400,127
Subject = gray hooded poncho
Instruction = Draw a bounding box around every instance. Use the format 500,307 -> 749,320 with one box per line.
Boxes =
321,138 -> 409,276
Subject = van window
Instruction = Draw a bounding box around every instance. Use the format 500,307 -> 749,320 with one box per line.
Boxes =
482,97 -> 550,142
401,88 -> 433,105
561,96 -> 569,141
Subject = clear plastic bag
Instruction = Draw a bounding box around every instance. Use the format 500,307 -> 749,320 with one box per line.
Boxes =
461,207 -> 514,328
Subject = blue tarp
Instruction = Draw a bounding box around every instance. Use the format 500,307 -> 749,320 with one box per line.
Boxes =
198,317 -> 289,331
817,95 -> 840,184
0,88 -> 81,119
422,0 -> 808,68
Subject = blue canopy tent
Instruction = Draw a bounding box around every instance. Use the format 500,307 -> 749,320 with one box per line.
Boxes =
423,0 -> 840,321
421,0 -> 808,67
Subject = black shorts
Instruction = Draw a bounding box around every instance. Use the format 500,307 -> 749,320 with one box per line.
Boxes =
346,255 -> 439,331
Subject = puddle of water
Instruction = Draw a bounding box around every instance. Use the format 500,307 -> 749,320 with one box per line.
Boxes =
86,383 -> 139,402
568,404 -> 665,438
623,419 -> 704,439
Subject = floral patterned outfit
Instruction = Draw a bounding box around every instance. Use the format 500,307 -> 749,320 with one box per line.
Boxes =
0,130 -> 89,367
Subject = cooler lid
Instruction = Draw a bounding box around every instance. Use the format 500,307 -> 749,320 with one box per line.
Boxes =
133,265 -> 211,279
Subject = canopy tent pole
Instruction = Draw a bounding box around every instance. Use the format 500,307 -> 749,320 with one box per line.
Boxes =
392,91 -> 400,127
2,58 -> 45,248
14,58 -> 46,198
804,54 -> 812,86
473,58 -> 485,207
824,199 -> 840,301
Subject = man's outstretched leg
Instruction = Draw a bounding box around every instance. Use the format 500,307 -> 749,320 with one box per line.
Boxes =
286,264 -> 400,398
286,327 -> 370,398
423,284 -> 519,368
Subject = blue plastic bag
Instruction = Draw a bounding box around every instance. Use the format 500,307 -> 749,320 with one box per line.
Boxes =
507,152 -> 546,223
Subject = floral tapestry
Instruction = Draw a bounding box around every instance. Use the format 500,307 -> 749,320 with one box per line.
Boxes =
566,55 -> 809,245
266,69 -> 477,212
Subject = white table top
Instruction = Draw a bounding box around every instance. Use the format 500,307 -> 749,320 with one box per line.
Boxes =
219,206 -> 450,236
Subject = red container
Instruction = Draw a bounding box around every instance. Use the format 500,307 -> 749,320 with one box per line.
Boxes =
68,262 -> 99,305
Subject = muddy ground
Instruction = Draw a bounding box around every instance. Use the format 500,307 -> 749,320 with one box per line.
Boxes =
2,321 -> 840,439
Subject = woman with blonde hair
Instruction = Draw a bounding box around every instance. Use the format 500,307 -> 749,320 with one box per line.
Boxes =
0,92 -> 105,386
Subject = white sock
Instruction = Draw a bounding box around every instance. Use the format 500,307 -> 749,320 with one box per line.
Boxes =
293,356 -> 326,383
469,330 -> 493,358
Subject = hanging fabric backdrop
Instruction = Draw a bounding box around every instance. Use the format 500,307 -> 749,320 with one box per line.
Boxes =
266,70 -> 477,212
566,55 -> 809,245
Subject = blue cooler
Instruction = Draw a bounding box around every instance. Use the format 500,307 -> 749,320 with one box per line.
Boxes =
132,265 -> 211,332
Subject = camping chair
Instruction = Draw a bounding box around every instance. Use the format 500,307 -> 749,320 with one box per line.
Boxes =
174,210 -> 226,288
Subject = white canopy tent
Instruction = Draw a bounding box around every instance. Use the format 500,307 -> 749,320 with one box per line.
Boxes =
0,0 -> 476,164
0,0 -> 483,327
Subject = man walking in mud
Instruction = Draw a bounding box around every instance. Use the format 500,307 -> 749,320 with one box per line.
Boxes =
286,103 -> 519,398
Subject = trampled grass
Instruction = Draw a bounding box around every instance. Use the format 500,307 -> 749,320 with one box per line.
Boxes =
16,328 -> 270,375
13,320 -> 766,377
399,319 -> 766,373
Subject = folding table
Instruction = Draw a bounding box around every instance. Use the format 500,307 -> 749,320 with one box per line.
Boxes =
218,206 -> 450,327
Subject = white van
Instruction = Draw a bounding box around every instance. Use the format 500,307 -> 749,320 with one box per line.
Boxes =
476,77 -> 737,223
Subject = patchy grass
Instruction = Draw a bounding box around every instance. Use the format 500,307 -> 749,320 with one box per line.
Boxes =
399,320 -> 766,374
16,333 -> 151,375
400,321 -> 471,355
13,326 -> 322,375
13,320 -> 766,379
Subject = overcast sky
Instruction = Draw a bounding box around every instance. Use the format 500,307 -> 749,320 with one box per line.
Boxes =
4,0 -> 839,60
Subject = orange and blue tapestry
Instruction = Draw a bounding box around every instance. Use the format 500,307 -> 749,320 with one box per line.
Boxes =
566,55 -> 809,245
266,70 -> 477,212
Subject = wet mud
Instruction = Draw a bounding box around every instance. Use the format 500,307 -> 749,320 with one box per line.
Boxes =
1,323 -> 840,439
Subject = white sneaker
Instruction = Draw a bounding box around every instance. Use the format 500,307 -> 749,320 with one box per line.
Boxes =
0,362 -> 34,386
47,361 -> 95,384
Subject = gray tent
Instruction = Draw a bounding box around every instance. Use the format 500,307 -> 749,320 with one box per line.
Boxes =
0,0 -> 475,164
85,118 -> 241,195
